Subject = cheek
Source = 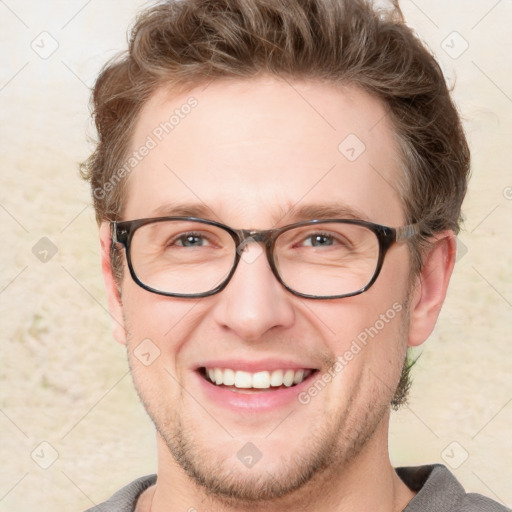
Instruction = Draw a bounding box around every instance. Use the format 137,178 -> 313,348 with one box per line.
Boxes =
328,300 -> 408,405
122,283 -> 191,340
300,277 -> 410,394
122,290 -> 193,410
302,293 -> 405,349
120,283 -> 214,380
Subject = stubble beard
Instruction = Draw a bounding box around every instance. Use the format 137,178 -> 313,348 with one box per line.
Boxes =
125,301 -> 410,508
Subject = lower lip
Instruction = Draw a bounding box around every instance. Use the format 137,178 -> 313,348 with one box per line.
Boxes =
194,370 -> 318,412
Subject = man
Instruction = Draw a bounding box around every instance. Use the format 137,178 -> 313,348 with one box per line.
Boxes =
81,0 -> 507,510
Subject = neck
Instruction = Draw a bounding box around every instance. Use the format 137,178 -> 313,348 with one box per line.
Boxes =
141,414 -> 415,512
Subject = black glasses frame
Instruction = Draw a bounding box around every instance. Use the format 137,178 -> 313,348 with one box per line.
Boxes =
112,216 -> 420,300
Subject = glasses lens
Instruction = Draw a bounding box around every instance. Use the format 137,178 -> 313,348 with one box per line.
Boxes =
274,222 -> 379,297
129,220 -> 236,295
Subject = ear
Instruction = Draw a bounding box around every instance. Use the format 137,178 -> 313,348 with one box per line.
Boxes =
408,231 -> 457,347
99,222 -> 127,345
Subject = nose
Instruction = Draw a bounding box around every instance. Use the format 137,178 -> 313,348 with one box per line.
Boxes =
212,243 -> 295,342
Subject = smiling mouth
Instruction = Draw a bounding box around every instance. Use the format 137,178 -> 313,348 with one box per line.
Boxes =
198,367 -> 319,392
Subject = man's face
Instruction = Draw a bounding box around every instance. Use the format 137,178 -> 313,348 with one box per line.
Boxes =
105,77 -> 417,501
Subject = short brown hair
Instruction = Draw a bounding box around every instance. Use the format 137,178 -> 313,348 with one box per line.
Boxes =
81,0 -> 469,272
81,0 -> 470,406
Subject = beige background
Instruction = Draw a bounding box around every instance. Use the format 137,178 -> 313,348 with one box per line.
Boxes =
1,1 -> 511,510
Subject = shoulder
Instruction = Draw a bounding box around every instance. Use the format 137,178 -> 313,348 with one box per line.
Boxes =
397,464 -> 509,512
83,474 -> 157,512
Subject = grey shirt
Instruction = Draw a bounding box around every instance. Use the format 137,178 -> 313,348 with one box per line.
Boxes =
85,464 -> 509,511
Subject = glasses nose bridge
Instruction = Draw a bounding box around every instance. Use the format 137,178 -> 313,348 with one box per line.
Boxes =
236,228 -> 275,251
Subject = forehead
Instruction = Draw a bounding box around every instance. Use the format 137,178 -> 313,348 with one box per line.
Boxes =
124,76 -> 405,226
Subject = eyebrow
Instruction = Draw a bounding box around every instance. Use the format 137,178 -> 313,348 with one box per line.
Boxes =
279,203 -> 371,224
149,202 -> 217,219
148,201 -> 371,225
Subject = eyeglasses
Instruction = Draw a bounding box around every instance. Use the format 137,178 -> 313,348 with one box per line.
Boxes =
111,216 -> 420,300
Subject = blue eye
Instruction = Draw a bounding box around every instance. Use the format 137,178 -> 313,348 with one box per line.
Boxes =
174,233 -> 209,247
300,231 -> 349,248
303,234 -> 335,247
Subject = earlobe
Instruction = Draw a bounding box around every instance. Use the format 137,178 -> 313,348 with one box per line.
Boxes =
99,222 -> 127,345
407,231 -> 457,347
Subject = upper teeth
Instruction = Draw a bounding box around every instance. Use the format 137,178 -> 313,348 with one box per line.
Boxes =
205,368 -> 312,389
